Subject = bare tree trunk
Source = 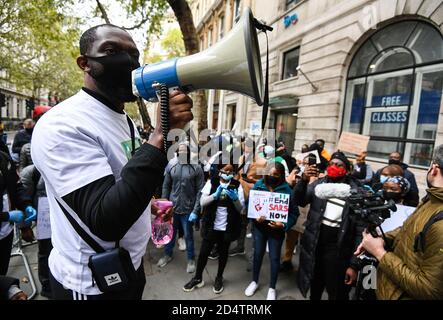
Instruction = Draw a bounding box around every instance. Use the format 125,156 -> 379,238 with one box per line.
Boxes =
167,0 -> 208,136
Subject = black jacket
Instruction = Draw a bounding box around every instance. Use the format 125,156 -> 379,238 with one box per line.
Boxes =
12,129 -> 32,154
201,178 -> 242,242
292,175 -> 365,297
0,276 -> 19,300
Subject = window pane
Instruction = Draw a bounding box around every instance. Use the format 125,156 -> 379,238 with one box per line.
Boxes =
286,0 -> 302,9
371,21 -> 416,51
282,47 -> 300,80
371,74 -> 413,106
345,83 -> 366,133
349,41 -> 378,77
368,111 -> 407,137
367,140 -> 404,160
407,23 -> 443,64
369,48 -> 413,74
409,142 -> 434,167
415,70 -> 443,140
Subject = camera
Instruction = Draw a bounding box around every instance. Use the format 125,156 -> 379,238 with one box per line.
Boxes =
347,187 -> 397,300
348,187 -> 397,237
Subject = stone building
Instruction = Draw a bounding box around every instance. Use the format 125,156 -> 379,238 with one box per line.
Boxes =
191,0 -> 443,172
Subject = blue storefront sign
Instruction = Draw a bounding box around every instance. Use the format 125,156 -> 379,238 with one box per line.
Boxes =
284,14 -> 298,28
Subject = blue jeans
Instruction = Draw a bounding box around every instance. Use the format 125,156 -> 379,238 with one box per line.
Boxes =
252,225 -> 284,289
165,213 -> 195,260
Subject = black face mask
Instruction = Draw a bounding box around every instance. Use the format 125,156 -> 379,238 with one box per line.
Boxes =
388,159 -> 401,165
86,52 -> 140,102
265,175 -> 281,188
25,128 -> 33,134
383,190 -> 403,202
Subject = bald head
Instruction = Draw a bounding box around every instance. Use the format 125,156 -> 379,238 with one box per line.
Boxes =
381,164 -> 404,177
23,119 -> 34,129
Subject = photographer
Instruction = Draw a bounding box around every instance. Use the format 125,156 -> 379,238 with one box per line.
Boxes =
355,145 -> 443,300
292,151 -> 364,300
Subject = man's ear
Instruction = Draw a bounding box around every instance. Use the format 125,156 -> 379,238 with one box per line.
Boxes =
77,55 -> 89,72
434,165 -> 441,176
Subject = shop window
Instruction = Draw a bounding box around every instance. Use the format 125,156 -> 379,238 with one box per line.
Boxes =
343,20 -> 443,167
282,47 -> 300,80
286,0 -> 302,10
233,0 -> 241,24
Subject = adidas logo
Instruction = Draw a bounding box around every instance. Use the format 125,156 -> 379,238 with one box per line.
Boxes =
104,273 -> 122,286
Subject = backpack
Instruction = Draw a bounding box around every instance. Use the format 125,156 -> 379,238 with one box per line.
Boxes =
414,211 -> 443,252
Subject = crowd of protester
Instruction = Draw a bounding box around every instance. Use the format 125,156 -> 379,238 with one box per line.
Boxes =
2,115 -> 442,300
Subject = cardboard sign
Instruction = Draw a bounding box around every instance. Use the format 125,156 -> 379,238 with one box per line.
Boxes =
37,197 -> 51,240
248,190 -> 290,223
337,131 -> 370,155
295,149 -> 320,164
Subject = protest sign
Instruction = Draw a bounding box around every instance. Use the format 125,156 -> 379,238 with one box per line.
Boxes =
337,131 -> 369,155
248,190 -> 290,223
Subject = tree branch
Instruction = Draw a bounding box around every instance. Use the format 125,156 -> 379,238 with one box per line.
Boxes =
122,16 -> 150,30
95,0 -> 111,24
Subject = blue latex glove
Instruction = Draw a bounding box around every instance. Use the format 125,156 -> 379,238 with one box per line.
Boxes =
212,185 -> 224,200
8,210 -> 24,223
24,206 -> 37,225
188,212 -> 198,222
225,189 -> 239,201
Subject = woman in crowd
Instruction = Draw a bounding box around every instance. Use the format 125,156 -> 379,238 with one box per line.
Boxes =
372,164 -> 418,207
244,162 -> 297,300
183,164 -> 244,294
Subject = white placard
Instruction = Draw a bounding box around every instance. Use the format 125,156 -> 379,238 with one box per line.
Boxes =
247,190 -> 290,223
380,204 -> 415,233
36,197 -> 51,240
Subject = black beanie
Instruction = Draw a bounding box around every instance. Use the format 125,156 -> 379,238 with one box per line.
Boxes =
330,151 -> 351,171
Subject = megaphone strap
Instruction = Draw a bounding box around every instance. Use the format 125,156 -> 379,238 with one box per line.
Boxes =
261,27 -> 270,131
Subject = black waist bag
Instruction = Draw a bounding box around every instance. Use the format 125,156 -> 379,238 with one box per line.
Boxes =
55,199 -> 137,293
88,247 -> 136,292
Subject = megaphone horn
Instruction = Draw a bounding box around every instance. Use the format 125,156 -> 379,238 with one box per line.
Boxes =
132,7 -> 264,106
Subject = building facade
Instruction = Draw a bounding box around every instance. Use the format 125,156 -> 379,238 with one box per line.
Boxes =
192,0 -> 443,171
0,69 -> 53,130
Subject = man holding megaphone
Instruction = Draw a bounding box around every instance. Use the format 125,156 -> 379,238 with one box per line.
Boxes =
31,24 -> 192,300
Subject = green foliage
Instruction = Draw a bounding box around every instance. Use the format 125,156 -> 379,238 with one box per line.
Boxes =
161,28 -> 185,59
0,0 -> 83,100
124,101 -> 141,124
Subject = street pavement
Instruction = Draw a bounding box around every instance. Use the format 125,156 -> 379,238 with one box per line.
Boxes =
6,226 -> 307,300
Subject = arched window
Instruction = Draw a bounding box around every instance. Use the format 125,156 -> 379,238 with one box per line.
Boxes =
342,20 -> 443,167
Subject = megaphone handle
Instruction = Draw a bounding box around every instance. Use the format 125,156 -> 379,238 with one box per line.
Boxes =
157,83 -> 171,153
